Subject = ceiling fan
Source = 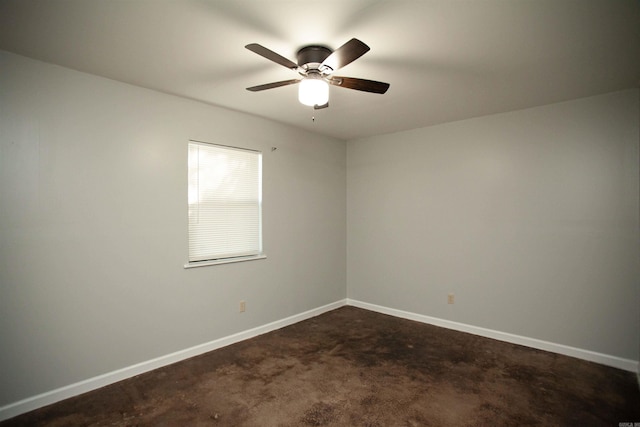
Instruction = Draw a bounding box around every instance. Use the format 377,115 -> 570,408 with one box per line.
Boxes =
245,38 -> 390,110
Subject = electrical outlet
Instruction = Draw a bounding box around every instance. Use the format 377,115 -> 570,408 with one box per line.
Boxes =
448,293 -> 455,304
239,300 -> 246,313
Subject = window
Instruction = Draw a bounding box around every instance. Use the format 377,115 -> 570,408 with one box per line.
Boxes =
187,140 -> 264,266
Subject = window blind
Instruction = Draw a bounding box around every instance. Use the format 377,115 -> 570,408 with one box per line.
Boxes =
188,141 -> 262,262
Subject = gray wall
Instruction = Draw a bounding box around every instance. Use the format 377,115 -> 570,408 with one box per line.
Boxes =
1,49 -> 638,410
347,89 -> 639,361
0,51 -> 346,407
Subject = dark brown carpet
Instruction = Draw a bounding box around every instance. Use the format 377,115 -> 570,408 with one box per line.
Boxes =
2,306 -> 639,426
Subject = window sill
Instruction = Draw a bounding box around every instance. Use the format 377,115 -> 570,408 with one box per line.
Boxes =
184,254 -> 267,269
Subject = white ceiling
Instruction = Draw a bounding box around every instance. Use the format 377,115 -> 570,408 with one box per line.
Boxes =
1,0 -> 638,141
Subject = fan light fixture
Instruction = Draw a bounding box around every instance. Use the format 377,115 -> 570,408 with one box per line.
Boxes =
245,39 -> 390,109
298,75 -> 329,107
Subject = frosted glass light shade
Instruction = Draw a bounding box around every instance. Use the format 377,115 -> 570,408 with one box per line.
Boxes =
298,78 -> 329,106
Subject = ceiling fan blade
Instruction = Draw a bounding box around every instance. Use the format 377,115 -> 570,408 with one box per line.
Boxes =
245,43 -> 298,70
321,38 -> 370,71
329,76 -> 390,94
246,79 -> 300,92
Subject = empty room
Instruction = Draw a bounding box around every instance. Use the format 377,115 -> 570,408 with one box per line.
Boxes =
1,0 -> 639,425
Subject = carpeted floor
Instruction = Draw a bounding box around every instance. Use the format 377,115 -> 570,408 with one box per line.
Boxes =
2,306 -> 639,426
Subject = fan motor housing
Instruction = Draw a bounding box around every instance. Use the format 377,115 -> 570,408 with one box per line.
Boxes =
297,45 -> 332,68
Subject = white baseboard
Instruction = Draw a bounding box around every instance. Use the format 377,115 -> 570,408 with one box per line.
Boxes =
347,299 -> 639,373
2,298 -> 637,422
0,299 -> 347,422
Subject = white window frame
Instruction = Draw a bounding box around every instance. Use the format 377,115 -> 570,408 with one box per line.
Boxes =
185,140 -> 265,268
